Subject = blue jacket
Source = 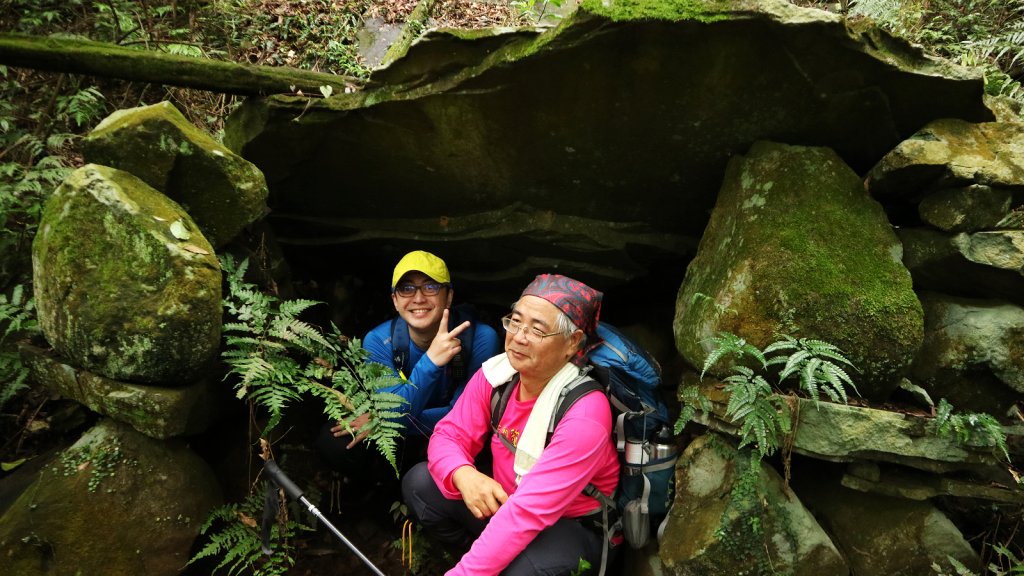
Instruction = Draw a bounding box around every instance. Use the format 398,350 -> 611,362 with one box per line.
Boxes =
362,315 -> 500,435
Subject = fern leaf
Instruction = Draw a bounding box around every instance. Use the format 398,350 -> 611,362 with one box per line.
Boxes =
935,398 -> 955,434
277,298 -> 323,318
675,405 -> 696,433
700,332 -> 766,378
820,364 -> 850,404
221,322 -> 255,334
701,342 -> 734,378
776,349 -> 811,382
800,358 -> 823,402
801,338 -> 854,367
820,379 -> 842,403
762,334 -> 798,356
773,396 -> 792,433
675,385 -> 710,432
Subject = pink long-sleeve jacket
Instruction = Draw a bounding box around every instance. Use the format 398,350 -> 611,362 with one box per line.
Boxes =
427,367 -> 619,576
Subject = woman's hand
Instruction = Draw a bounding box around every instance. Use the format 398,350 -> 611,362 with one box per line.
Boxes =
452,465 -> 508,519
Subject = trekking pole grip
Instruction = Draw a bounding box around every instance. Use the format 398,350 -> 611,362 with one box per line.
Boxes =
264,460 -> 304,502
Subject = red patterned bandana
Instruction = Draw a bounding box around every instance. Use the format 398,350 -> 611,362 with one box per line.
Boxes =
521,274 -> 603,345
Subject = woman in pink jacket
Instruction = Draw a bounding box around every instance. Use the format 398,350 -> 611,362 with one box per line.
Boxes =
402,274 -> 620,575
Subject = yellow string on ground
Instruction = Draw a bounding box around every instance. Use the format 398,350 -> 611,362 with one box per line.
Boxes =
402,519 -> 414,569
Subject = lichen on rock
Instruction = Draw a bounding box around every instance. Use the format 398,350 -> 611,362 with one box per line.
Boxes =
83,101 -> 268,247
674,141 -> 923,399
32,164 -> 221,386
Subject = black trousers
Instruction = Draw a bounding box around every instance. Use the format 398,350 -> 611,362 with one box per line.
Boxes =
315,420 -> 428,478
401,461 -> 609,575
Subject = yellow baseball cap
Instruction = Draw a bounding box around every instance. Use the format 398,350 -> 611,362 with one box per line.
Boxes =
391,250 -> 451,288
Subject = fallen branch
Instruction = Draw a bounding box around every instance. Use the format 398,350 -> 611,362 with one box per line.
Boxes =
0,33 -> 359,96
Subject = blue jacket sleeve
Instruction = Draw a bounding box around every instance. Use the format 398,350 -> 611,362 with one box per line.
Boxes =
362,320 -> 445,432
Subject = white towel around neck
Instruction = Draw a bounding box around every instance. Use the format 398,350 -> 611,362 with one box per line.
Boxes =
482,353 -> 580,483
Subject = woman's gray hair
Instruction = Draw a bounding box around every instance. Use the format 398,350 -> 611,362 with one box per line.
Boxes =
553,308 -> 580,340
512,298 -> 587,348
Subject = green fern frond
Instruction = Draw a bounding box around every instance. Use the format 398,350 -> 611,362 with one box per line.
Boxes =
0,285 -> 39,410
775,349 -> 811,381
0,285 -> 37,340
700,332 -> 766,378
935,398 -> 955,431
819,364 -> 851,404
188,487 -> 309,576
764,334 -> 859,406
222,336 -> 287,353
222,322 -> 256,334
762,334 -> 798,356
933,399 -> 1011,462
270,316 -> 333,350
819,379 -> 843,404
0,364 -> 29,408
773,395 -> 792,433
277,298 -> 322,318
674,385 -> 712,433
799,338 -> 854,367
800,357 -> 822,403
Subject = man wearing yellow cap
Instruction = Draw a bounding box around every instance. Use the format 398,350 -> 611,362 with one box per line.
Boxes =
318,250 -> 500,464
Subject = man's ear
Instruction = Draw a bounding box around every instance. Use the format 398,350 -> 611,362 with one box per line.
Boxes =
392,292 -> 400,310
445,288 -> 454,308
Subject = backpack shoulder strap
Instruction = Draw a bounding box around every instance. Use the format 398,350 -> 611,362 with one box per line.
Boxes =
546,375 -> 604,443
489,377 -> 516,431
391,304 -> 479,385
447,304 -> 477,385
487,377 -> 518,453
390,316 -> 410,378
488,373 -> 605,455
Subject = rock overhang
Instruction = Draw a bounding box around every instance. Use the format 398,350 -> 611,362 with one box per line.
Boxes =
224,0 -> 991,316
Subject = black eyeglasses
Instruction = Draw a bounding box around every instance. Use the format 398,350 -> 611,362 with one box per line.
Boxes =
394,282 -> 447,298
501,314 -> 562,342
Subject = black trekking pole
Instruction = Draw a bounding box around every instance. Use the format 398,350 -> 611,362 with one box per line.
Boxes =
262,459 -> 387,576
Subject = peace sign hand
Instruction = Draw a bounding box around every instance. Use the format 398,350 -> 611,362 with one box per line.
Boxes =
426,308 -> 471,368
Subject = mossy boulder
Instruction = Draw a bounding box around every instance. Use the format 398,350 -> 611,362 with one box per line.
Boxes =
32,164 -> 221,386
0,419 -> 222,576
911,292 -> 1024,415
866,119 -> 1024,203
918,185 -> 1015,233
898,227 -> 1024,306
689,379 -> 1007,474
659,433 -> 847,576
794,470 -> 981,576
20,343 -> 221,439
82,101 -> 268,247
674,141 -> 923,399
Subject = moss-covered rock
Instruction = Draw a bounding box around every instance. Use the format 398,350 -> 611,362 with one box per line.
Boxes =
674,141 -> 923,399
689,378 -> 1008,474
899,227 -> 1024,306
83,101 -> 268,247
866,119 -> 1024,202
911,292 -> 1024,415
32,164 -> 221,386
794,470 -> 981,576
20,343 -> 221,439
918,184 -> 1015,233
0,419 -> 222,576
659,433 -> 847,576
